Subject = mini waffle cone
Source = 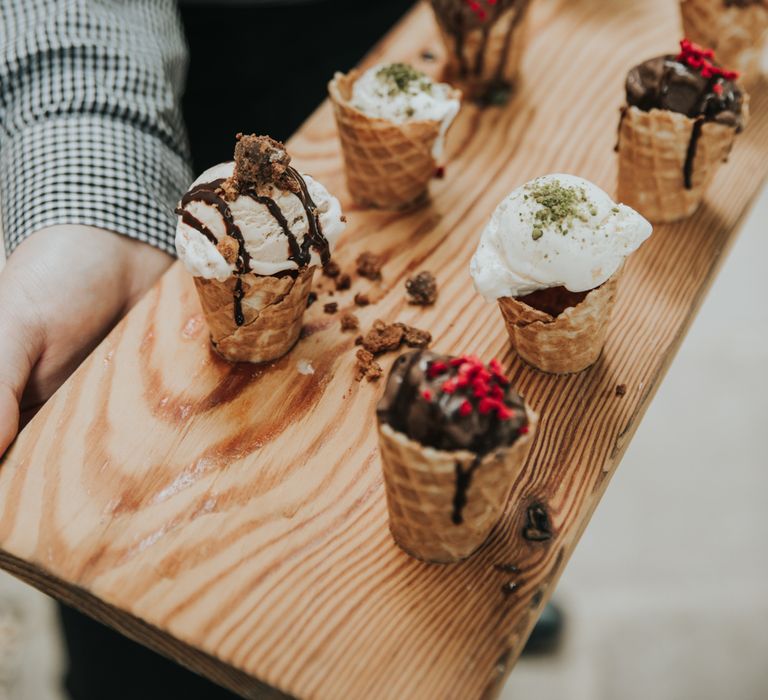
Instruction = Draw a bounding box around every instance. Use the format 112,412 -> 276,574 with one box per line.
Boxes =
432,2 -> 532,100
378,408 -> 537,564
328,70 -> 460,210
617,105 -> 743,224
680,0 -> 768,83
193,266 -> 315,363
497,272 -> 621,375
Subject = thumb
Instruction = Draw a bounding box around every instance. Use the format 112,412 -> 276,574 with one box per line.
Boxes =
0,306 -> 43,458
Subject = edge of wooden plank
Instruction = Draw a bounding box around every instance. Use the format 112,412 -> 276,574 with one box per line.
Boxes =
0,550 -> 293,700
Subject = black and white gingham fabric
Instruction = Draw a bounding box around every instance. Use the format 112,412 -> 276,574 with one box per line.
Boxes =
0,0 -> 193,257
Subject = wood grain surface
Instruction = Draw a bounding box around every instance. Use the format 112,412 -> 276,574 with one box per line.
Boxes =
2,1 -> 767,698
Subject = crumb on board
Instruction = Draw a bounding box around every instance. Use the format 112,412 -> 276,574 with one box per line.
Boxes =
616,384 -> 627,397
359,320 -> 432,355
354,348 -> 383,382
353,320 -> 431,382
361,320 -> 404,354
405,271 -> 438,306
356,251 -> 383,280
335,273 -> 351,291
340,313 -> 359,332
396,322 -> 431,348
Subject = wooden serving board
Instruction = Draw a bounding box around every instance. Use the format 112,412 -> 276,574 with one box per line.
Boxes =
2,1 -> 767,698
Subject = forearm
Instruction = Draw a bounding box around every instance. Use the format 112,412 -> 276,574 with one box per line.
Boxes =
0,0 -> 193,256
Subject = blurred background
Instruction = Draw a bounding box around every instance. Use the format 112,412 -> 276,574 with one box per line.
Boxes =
1,0 -> 767,699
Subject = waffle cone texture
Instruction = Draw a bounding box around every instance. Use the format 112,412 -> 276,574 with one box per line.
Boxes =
497,273 -> 621,375
328,70 -> 460,210
617,105 -> 745,223
680,0 -> 768,83
378,408 -> 537,564
193,266 -> 315,363
431,1 -> 533,100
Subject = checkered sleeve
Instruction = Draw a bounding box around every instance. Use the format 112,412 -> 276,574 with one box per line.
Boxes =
0,0 -> 193,257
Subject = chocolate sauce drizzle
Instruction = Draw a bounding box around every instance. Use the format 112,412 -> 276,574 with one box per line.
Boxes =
233,277 -> 245,326
684,117 -> 706,189
176,208 -> 217,245
178,178 -> 251,275
452,456 -> 482,524
177,169 -> 330,326
287,166 -> 331,268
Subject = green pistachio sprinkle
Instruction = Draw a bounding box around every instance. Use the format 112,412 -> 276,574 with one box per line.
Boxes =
611,206 -> 619,213
525,179 -> 596,239
377,63 -> 431,95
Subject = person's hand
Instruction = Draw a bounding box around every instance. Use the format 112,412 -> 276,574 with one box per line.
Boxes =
0,225 -> 173,455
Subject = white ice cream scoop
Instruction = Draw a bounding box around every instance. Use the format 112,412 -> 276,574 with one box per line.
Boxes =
350,62 -> 461,159
470,174 -> 652,300
175,161 -> 346,281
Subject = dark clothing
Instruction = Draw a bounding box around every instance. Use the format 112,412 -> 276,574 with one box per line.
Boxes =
180,0 -> 417,172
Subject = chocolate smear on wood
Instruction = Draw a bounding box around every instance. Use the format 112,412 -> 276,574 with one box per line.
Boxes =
494,563 -> 519,573
501,581 -> 519,595
523,503 -> 553,541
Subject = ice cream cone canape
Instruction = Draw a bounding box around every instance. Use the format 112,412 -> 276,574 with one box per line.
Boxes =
680,0 -> 768,84
428,0 -> 534,101
175,134 -> 346,363
377,350 -> 537,563
617,40 -> 749,224
328,63 -> 461,210
471,175 -> 652,374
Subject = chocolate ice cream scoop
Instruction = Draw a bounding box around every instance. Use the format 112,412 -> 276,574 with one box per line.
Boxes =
377,350 -> 529,454
625,40 -> 746,131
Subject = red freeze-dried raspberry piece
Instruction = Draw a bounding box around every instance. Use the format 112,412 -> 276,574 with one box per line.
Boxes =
427,361 -> 449,378
676,38 -> 739,82
496,404 -> 514,421
478,397 -> 494,415
430,354 -> 519,421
